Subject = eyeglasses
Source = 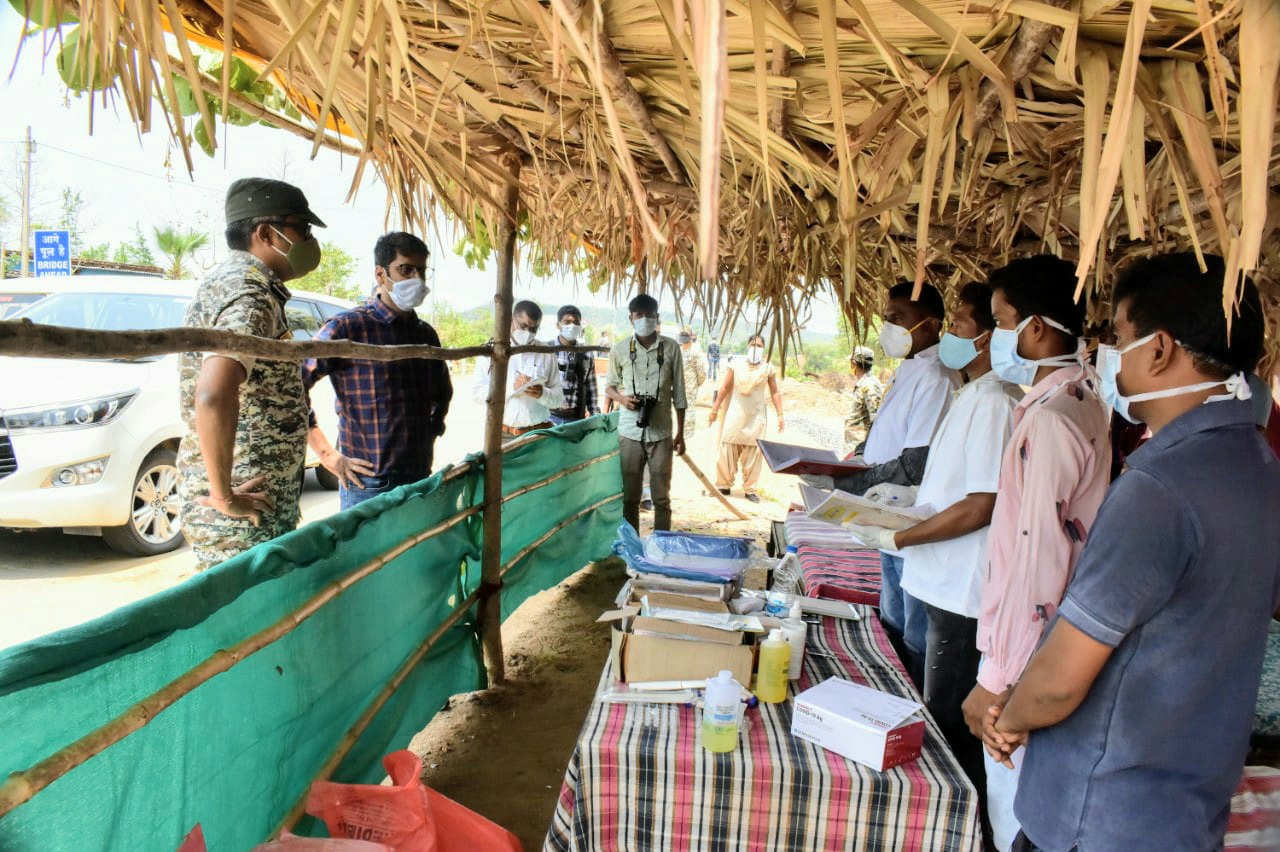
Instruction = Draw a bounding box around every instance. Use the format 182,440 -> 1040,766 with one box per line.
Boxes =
272,219 -> 313,240
389,262 -> 427,278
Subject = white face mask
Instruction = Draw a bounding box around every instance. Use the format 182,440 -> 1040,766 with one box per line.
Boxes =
879,320 -> 922,359
560,323 -> 583,341
388,277 -> 427,310
632,317 -> 658,337
513,328 -> 536,345
747,345 -> 764,365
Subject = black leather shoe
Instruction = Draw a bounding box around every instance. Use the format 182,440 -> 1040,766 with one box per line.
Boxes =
746,493 -> 761,503
718,488 -> 730,496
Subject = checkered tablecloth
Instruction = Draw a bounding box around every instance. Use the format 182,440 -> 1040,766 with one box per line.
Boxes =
544,609 -> 982,852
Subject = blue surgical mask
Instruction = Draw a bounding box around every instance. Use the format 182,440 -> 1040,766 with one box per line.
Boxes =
990,315 -> 1080,386
938,331 -> 989,370
632,317 -> 658,337
1097,334 -> 1252,424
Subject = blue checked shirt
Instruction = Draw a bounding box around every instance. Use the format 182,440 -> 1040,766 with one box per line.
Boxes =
302,296 -> 452,477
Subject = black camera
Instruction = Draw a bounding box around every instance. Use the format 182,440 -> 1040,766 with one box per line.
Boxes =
633,395 -> 659,428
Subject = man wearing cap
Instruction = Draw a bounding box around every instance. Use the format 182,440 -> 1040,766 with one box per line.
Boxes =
844,345 -> 883,452
177,177 -> 325,569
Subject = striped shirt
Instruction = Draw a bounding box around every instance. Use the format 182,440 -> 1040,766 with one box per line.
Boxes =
301,295 -> 452,477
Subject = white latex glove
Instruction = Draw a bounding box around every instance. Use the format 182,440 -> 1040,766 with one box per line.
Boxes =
845,522 -> 898,551
863,483 -> 919,507
799,474 -> 834,490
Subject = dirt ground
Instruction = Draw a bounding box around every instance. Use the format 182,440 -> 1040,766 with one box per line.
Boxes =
411,377 -> 849,849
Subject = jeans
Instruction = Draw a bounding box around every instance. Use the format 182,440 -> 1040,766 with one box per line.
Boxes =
549,413 -> 580,426
923,604 -> 985,804
339,471 -> 424,510
708,359 -> 719,381
619,436 -> 673,531
878,552 -> 927,686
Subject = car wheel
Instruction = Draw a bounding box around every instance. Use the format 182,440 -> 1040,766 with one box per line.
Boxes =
314,464 -> 340,491
102,448 -> 185,556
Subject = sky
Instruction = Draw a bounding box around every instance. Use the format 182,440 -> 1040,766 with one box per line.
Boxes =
0,8 -> 840,335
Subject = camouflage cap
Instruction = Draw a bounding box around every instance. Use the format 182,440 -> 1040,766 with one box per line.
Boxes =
224,178 -> 326,227
852,345 -> 875,365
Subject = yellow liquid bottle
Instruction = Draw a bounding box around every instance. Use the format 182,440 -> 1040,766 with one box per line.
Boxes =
701,670 -> 741,753
755,628 -> 791,704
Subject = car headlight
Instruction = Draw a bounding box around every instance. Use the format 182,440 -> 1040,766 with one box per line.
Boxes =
4,391 -> 139,432
47,457 -> 110,487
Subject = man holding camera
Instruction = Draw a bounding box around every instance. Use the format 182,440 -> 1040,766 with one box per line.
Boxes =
606,294 -> 687,531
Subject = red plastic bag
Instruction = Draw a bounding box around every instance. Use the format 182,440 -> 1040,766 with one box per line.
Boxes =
308,752 -> 438,851
306,750 -> 522,852
253,833 -> 391,851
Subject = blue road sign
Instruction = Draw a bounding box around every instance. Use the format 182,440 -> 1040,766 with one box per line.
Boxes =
32,229 -> 72,277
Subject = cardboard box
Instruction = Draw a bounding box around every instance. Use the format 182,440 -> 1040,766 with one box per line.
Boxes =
600,610 -> 755,685
791,677 -> 926,771
635,591 -> 729,614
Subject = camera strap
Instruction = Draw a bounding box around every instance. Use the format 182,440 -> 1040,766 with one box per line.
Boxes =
628,336 -> 664,398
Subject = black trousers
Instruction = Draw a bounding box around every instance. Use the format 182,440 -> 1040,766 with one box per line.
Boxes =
923,603 -> 986,806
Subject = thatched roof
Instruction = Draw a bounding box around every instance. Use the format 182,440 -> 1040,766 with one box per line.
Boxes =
22,0 -> 1280,336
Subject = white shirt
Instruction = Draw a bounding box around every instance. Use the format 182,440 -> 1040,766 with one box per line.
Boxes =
900,371 -> 1023,617
471,342 -> 566,427
861,343 -> 960,464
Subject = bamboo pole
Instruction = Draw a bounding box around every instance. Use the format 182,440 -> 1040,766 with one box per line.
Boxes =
275,587 -> 482,836
500,493 -> 624,575
0,502 -> 483,818
478,156 -> 521,687
0,321 -> 605,363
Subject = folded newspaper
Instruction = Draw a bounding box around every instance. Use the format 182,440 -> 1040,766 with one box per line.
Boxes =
800,484 -> 933,531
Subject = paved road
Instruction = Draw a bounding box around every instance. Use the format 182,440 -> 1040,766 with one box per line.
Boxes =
0,383 -> 487,650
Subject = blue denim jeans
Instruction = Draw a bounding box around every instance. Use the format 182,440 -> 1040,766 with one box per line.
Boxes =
549,413 -> 580,426
879,551 -> 928,661
340,472 -> 421,510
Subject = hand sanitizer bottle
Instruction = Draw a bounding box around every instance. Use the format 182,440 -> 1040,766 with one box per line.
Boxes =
701,670 -> 742,753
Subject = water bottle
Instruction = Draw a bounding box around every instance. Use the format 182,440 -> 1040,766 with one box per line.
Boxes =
701,670 -> 742,753
766,546 -> 800,616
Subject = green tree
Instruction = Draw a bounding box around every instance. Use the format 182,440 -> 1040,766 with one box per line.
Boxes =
153,225 -> 209,279
58,188 -> 88,243
290,242 -> 361,301
113,224 -> 156,267
80,242 -> 112,261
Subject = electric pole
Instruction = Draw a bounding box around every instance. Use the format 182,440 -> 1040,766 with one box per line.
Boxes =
19,126 -> 33,278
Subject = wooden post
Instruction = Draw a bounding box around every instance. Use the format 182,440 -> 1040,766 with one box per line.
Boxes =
478,160 -> 521,686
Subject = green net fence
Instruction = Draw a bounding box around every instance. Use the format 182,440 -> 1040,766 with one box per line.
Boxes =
0,415 -> 622,851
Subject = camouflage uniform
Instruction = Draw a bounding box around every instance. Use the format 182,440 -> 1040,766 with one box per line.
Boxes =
681,344 -> 707,439
843,372 -> 884,450
177,251 -> 308,569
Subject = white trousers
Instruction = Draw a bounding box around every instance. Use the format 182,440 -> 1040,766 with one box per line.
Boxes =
984,746 -> 1024,852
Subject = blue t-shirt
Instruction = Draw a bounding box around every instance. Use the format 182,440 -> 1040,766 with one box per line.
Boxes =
1016,399 -> 1280,851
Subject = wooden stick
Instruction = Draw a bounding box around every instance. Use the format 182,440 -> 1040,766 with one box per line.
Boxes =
274,587 -> 482,836
478,160 -> 521,687
0,502 -> 483,818
501,493 -> 624,575
0,321 -> 606,363
500,450 -> 619,503
678,450 -> 749,521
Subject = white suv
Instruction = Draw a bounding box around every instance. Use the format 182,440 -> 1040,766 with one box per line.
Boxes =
0,276 -> 350,555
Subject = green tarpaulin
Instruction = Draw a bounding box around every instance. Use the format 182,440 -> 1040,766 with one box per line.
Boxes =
0,416 -> 621,851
